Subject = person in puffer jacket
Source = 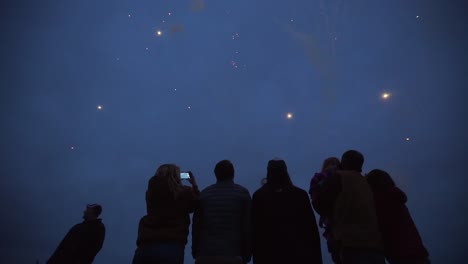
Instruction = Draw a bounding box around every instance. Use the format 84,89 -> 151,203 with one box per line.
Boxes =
366,169 -> 430,264
192,160 -> 252,264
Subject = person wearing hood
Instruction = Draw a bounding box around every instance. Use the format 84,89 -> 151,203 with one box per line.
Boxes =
47,204 -> 106,264
366,169 -> 430,264
252,159 -> 322,264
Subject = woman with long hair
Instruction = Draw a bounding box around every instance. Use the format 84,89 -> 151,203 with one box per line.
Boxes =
252,159 -> 322,264
366,169 -> 430,264
133,164 -> 199,264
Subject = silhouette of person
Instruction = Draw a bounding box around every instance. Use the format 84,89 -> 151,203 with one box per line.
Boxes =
192,160 -> 252,264
366,169 -> 430,264
309,157 -> 342,263
252,159 -> 322,264
313,150 -> 384,264
47,204 -> 105,264
132,164 -> 199,264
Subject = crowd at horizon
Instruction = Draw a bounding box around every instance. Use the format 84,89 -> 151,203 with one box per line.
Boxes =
45,149 -> 430,264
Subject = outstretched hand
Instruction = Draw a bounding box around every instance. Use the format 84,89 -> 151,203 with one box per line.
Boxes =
188,171 -> 197,186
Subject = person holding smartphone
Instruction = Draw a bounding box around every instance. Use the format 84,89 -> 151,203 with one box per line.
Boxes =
132,164 -> 199,264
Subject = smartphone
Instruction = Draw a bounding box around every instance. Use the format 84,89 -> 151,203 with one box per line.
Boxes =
180,172 -> 190,180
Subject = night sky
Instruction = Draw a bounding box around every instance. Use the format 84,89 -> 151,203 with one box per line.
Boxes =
1,0 -> 467,263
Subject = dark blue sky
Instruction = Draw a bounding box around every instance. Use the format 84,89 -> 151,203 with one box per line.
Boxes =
1,0 -> 467,263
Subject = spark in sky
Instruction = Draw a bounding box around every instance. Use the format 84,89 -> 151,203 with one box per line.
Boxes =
188,106 -> 191,109
232,32 -> 240,40
70,146 -> 75,150
128,14 -> 131,18
145,47 -> 149,51
156,30 -> 163,36
416,15 -> 419,18
168,12 -> 172,16
381,92 -> 391,100
286,112 -> 293,119
230,60 -> 238,69
405,137 -> 411,141
97,105 -> 103,110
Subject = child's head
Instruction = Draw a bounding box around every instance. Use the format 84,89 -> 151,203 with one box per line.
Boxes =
321,157 -> 340,173
366,169 -> 396,191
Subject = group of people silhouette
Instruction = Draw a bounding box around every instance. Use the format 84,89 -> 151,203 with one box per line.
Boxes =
46,149 -> 430,264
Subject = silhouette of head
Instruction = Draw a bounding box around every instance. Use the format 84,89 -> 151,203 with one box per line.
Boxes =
341,150 -> 364,172
153,164 -> 183,197
366,169 -> 395,192
83,204 -> 102,221
214,160 -> 234,181
267,159 -> 292,189
321,157 -> 340,172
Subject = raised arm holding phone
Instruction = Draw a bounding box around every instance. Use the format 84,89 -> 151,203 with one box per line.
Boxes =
132,164 -> 200,264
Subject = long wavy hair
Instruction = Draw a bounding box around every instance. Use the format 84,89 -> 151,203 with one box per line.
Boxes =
366,169 -> 396,192
151,164 -> 183,199
266,159 -> 293,190
321,157 -> 340,173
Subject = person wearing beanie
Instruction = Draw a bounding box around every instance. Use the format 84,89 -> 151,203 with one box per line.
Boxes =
47,204 -> 106,264
252,159 -> 322,264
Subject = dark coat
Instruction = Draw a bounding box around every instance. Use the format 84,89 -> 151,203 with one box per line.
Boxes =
373,186 -> 429,261
252,184 -> 322,264
192,180 -> 252,263
47,219 -> 105,264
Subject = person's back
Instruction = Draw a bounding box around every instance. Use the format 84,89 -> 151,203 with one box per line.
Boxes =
252,159 -> 322,264
253,185 -> 322,264
367,169 -> 430,264
313,150 -> 384,264
133,164 -> 200,264
332,170 -> 382,249
137,174 -> 197,246
192,160 -> 252,264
